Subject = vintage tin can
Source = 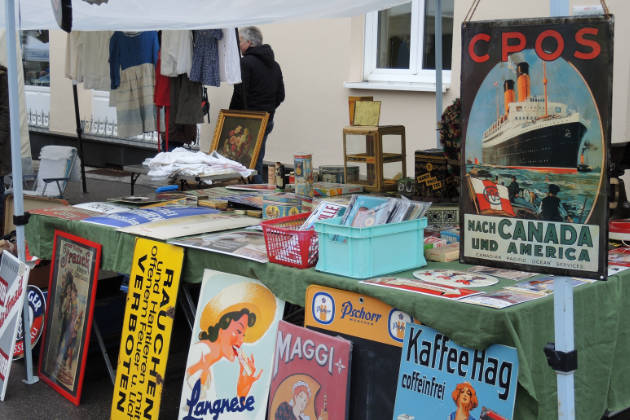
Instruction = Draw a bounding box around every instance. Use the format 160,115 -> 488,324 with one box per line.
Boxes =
294,154 -> 314,198
319,165 -> 359,184
262,192 -> 301,220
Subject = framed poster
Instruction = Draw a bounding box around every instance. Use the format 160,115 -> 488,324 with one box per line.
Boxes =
460,16 -> 613,279
0,251 -> 30,401
178,269 -> 285,420
210,109 -> 270,169
38,231 -> 101,405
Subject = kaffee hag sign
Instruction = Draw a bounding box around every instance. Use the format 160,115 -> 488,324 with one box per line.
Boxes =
460,16 -> 613,279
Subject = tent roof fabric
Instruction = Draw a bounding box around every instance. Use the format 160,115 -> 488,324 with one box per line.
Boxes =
3,0 -> 408,30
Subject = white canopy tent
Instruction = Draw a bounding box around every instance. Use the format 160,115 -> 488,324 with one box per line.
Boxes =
3,2 -> 578,419
2,0 -> 409,30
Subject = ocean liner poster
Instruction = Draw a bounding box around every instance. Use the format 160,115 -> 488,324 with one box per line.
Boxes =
460,16 -> 613,279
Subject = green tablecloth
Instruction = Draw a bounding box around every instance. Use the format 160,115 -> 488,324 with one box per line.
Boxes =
26,213 -> 630,419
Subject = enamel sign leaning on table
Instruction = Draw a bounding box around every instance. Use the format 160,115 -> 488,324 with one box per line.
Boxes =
393,323 -> 518,420
0,251 -> 30,401
111,238 -> 183,419
460,16 -> 613,279
178,269 -> 285,420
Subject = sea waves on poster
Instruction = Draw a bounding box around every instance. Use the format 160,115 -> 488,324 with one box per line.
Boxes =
178,269 -> 285,420
464,214 -> 599,272
393,323 -> 518,420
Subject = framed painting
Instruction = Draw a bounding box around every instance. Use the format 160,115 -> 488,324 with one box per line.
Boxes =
210,109 -> 270,169
38,230 -> 101,405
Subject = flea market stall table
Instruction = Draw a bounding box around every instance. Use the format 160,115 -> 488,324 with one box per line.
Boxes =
24,212 -> 630,419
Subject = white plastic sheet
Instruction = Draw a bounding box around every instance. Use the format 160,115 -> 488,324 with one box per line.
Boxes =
2,0 -> 408,31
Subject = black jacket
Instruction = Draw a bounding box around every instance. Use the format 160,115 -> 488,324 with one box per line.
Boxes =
229,44 -> 285,121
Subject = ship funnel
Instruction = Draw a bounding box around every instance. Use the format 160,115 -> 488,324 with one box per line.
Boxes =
503,80 -> 515,114
517,62 -> 531,102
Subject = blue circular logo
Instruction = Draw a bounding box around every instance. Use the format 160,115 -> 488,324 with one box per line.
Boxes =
311,292 -> 335,325
14,286 -> 46,360
388,309 -> 413,343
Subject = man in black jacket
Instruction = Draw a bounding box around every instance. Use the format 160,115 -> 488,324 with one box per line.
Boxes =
230,26 -> 285,183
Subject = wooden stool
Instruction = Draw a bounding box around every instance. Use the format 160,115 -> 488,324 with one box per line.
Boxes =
342,125 -> 406,192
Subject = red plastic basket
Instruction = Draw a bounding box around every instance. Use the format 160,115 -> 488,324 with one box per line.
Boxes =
261,212 -> 319,268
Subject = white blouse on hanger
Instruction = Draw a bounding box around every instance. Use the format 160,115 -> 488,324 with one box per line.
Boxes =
160,30 -> 193,77
65,31 -> 113,91
218,28 -> 241,85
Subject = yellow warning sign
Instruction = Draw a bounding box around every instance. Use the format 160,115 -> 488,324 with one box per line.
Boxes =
110,238 -> 184,420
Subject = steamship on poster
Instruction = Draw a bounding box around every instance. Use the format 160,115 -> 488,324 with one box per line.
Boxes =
481,62 -> 587,172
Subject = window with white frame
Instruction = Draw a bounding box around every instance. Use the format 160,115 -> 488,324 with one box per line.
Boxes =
21,30 -> 51,128
363,0 -> 453,86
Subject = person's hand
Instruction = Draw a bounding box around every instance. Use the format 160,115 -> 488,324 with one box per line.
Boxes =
237,353 -> 262,397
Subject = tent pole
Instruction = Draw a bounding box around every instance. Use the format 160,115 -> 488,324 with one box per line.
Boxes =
547,4 -> 574,420
4,0 -> 38,385
72,83 -> 87,193
434,0 -> 443,148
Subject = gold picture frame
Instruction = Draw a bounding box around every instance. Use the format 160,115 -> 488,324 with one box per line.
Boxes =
353,101 -> 381,126
210,109 -> 270,169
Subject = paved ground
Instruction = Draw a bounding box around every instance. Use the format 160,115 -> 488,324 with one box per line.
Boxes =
1,169 -> 196,419
1,169 -> 629,419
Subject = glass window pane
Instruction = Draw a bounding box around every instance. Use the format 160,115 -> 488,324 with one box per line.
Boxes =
422,0 -> 453,70
21,30 -> 50,86
376,3 -> 412,69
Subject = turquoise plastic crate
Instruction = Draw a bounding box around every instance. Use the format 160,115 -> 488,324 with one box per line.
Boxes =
314,217 -> 427,278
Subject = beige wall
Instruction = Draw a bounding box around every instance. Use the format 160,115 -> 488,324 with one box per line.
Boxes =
201,0 -> 630,178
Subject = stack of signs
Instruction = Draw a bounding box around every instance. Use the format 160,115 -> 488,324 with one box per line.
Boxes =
178,269 -> 285,420
0,251 -> 30,401
393,323 -> 518,420
268,321 -> 352,420
111,238 -> 183,419
460,16 -> 613,279
304,285 -> 417,420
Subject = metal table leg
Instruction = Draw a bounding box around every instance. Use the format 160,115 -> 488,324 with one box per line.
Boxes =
92,321 -> 116,385
130,173 -> 140,195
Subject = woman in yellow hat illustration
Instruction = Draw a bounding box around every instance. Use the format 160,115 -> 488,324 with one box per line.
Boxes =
185,281 -> 277,398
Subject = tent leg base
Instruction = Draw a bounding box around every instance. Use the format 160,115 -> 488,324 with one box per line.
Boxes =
22,376 -> 39,385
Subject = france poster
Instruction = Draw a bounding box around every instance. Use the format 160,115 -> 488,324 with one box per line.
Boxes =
178,269 -> 285,420
460,16 -> 613,279
268,320 -> 352,420
393,323 -> 518,420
